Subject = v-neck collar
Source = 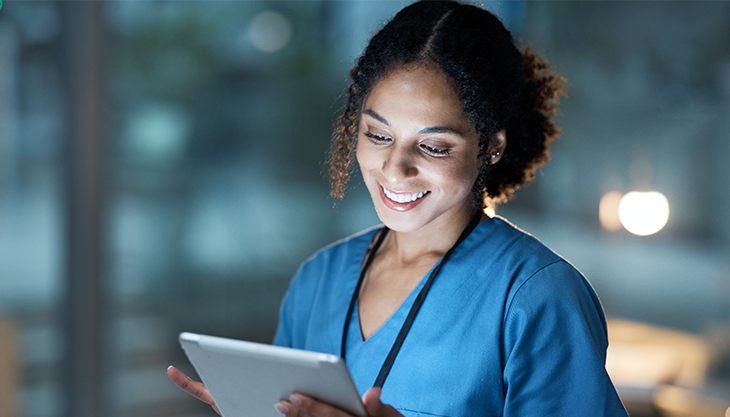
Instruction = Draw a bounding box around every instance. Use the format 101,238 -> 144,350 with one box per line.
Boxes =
352,260 -> 437,343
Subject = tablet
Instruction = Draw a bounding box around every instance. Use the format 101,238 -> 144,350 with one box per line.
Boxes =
179,332 -> 367,417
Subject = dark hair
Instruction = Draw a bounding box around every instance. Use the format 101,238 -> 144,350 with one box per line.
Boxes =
327,0 -> 566,207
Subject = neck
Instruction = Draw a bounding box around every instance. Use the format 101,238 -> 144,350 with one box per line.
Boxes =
384,208 -> 481,265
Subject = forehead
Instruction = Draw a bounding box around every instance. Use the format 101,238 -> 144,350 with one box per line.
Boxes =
362,64 -> 470,128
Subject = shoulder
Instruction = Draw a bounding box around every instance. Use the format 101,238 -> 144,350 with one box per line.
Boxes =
274,225 -> 383,348
484,221 -> 621,413
462,215 -> 578,284
284,225 -> 382,300
481,215 -> 565,266
296,225 -> 382,276
490,217 -> 601,310
482,217 -> 610,351
465,216 -> 606,337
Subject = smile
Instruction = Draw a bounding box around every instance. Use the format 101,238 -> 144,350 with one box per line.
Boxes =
382,186 -> 429,204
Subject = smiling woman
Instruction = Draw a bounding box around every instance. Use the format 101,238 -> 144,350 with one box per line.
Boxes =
168,1 -> 628,416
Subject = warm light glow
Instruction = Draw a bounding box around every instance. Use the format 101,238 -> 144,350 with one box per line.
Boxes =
618,191 -> 669,236
484,205 -> 496,218
599,191 -> 623,232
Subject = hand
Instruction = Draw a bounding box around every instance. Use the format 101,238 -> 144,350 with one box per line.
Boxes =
275,387 -> 403,417
167,365 -> 222,416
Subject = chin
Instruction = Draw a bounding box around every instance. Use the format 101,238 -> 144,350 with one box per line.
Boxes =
373,207 -> 433,233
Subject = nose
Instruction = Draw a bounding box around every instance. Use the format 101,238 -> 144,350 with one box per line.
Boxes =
381,144 -> 418,184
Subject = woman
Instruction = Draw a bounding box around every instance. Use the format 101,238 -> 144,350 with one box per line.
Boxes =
169,1 -> 628,415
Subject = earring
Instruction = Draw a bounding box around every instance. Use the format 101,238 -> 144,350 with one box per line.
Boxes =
491,152 -> 500,159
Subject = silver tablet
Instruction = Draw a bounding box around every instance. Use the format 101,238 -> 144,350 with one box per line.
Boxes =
179,332 -> 367,417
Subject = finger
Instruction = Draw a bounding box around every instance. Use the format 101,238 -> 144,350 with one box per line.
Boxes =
276,399 -> 312,417
275,400 -> 304,417
282,393 -> 351,417
362,388 -> 400,416
166,365 -> 218,409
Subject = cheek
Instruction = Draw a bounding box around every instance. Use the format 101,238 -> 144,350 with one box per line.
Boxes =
459,167 -> 479,192
450,157 -> 481,194
462,144 -> 482,185
467,157 -> 481,183
355,137 -> 372,176
428,162 -> 475,196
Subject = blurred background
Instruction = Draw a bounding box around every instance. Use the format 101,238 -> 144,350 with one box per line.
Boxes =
0,1 -> 729,417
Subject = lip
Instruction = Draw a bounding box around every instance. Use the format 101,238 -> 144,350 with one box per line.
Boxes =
379,184 -> 429,212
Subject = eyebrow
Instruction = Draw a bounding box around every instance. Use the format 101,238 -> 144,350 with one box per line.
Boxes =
363,109 -> 389,126
418,126 -> 464,135
362,109 -> 465,136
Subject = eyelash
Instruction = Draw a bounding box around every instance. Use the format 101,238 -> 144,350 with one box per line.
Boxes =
364,131 -> 390,143
421,144 -> 450,156
364,131 -> 451,156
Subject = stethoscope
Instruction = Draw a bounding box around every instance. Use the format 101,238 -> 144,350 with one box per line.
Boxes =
340,212 -> 483,388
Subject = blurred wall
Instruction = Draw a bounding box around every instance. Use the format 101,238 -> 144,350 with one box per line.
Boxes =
506,1 -> 730,333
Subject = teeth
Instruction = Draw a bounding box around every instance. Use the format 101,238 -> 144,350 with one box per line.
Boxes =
382,186 -> 428,203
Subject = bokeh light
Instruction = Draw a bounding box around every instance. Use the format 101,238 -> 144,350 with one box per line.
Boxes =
248,11 -> 291,53
599,191 -> 624,232
618,191 -> 670,236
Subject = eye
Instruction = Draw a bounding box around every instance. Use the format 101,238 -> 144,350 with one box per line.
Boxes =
364,131 -> 391,143
420,144 -> 450,156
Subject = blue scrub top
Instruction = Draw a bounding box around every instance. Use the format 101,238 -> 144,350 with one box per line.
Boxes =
274,216 -> 628,416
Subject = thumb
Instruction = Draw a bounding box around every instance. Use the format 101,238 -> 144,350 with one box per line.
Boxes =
362,387 -> 400,416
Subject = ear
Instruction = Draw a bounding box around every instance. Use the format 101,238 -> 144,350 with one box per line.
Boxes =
489,129 -> 507,164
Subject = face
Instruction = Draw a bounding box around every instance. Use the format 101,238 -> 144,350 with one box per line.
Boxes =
356,64 -> 481,234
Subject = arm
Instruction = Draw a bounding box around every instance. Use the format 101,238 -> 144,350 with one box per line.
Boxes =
501,261 -> 628,416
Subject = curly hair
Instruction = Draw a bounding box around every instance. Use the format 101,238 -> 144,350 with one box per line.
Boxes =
327,0 -> 566,208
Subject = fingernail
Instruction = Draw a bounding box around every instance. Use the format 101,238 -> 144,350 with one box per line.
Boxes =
167,365 -> 173,371
290,394 -> 303,406
275,402 -> 289,415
